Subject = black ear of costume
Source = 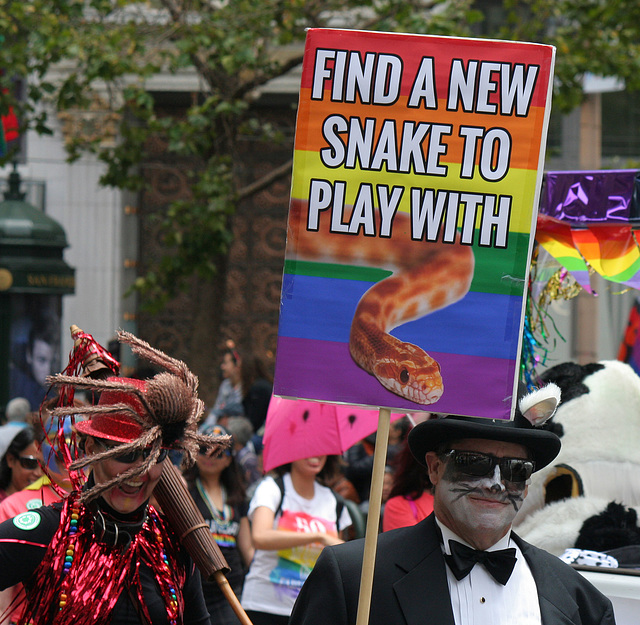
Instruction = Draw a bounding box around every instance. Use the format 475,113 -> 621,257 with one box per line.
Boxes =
539,362 -> 605,404
575,501 -> 640,553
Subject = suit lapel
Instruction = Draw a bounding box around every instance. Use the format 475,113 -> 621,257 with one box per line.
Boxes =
392,516 -> 456,625
513,533 -> 578,625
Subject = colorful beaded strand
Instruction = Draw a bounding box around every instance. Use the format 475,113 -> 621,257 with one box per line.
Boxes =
58,503 -> 80,611
155,526 -> 179,625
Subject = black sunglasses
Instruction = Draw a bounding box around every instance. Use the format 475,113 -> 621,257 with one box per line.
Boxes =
443,449 -> 535,483
199,446 -> 232,458
18,455 -> 41,471
95,439 -> 169,465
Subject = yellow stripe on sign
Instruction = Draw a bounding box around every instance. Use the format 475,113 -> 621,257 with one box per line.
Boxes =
291,149 -> 539,234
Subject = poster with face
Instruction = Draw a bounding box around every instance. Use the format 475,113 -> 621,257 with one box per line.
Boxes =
8,295 -> 61,411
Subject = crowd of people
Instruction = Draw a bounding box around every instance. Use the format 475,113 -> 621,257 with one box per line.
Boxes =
0,333 -> 621,625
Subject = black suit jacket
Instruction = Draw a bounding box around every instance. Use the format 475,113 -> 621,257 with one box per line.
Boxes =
289,514 -> 615,625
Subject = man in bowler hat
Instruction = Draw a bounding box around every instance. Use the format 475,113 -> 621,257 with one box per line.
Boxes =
289,385 -> 615,625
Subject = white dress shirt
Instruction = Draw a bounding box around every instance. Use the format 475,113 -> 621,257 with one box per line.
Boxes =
437,518 -> 542,625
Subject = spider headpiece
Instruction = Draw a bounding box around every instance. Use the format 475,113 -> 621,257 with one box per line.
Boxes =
46,329 -> 229,503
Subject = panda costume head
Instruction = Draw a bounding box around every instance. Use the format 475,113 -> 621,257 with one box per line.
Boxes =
513,360 -> 640,561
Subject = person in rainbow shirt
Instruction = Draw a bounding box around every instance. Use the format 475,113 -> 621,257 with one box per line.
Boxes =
241,455 -> 352,625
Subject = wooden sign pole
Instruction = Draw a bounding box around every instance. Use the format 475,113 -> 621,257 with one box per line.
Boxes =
355,407 -> 391,625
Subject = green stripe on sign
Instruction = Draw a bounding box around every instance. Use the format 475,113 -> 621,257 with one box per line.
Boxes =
284,232 -> 531,298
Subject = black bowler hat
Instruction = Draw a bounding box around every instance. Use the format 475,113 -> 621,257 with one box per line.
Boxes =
408,383 -> 562,472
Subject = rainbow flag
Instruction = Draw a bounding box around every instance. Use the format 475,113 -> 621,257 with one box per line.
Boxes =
536,217 -> 640,292
275,29 -> 555,418
574,225 -> 640,289
536,169 -> 640,291
535,214 -> 593,292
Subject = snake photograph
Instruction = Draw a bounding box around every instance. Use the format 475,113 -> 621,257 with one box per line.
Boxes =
287,198 -> 475,406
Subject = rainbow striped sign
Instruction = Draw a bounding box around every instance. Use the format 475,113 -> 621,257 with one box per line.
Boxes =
274,29 -> 555,419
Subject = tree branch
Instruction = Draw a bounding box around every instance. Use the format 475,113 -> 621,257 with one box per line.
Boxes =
236,158 -> 293,201
232,54 -> 305,101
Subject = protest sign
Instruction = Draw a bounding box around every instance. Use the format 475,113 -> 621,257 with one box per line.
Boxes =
274,28 -> 555,418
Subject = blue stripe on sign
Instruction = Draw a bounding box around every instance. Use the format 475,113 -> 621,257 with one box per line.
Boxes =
278,273 -> 522,360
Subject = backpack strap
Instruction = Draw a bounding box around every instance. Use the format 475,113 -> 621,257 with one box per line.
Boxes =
274,474 -> 345,533
274,474 -> 286,518
333,489 -> 345,534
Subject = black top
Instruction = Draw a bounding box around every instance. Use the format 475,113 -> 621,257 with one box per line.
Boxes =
0,503 -> 211,625
189,483 -> 249,621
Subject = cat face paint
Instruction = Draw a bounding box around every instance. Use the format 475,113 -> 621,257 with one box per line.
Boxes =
427,438 -> 530,549
443,452 -> 528,512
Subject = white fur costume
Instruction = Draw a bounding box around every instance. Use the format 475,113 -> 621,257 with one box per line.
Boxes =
513,360 -> 640,556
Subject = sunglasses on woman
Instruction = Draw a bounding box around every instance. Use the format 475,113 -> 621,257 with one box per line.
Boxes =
18,455 -> 41,471
198,446 -> 232,458
443,449 -> 535,483
95,439 -> 169,465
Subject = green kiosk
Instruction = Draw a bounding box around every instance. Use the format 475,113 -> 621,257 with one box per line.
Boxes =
0,166 -> 75,418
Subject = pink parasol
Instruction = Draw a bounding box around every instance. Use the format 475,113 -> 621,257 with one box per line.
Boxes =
262,396 -> 405,472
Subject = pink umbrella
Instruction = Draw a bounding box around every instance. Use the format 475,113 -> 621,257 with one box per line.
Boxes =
262,396 -> 405,472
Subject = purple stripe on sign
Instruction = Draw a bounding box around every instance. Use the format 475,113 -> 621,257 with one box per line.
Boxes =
273,336 -> 517,420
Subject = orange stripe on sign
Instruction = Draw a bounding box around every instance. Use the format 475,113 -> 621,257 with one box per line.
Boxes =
295,93 -> 546,172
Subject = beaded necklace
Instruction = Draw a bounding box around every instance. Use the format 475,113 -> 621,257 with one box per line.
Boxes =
196,477 -> 235,533
56,500 -> 80,612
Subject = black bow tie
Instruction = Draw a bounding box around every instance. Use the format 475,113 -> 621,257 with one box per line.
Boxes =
444,539 -> 517,585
